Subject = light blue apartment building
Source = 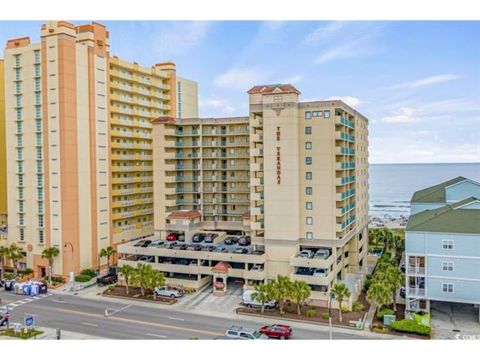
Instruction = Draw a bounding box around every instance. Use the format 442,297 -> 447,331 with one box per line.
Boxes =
405,177 -> 480,318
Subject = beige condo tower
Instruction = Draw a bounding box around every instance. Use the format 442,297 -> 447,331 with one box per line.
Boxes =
119,84 -> 369,307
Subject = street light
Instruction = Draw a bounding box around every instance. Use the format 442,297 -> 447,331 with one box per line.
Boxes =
63,241 -> 74,277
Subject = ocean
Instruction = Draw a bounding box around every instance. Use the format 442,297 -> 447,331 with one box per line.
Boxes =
369,163 -> 480,218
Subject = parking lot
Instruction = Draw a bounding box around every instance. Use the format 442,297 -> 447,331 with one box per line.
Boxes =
430,301 -> 480,339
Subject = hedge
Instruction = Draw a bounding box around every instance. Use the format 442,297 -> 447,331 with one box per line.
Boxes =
391,319 -> 431,335
376,307 -> 395,320
74,274 -> 93,283
80,268 -> 97,278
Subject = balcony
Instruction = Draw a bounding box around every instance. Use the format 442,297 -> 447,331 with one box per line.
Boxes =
336,175 -> 356,186
335,202 -> 355,217
336,188 -> 356,201
290,271 -> 334,286
335,147 -> 355,156
407,287 -> 426,297
251,163 -> 262,172
407,266 -> 426,275
250,117 -> 263,127
336,162 -> 355,171
335,116 -> 355,129
290,254 -> 334,269
335,131 -> 355,143
251,133 -> 263,142
250,148 -> 263,157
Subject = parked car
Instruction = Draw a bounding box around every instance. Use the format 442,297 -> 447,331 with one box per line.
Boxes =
297,267 -> 314,275
149,240 -> 164,248
165,242 -> 177,249
298,250 -> 314,258
173,243 -> 187,250
213,246 -> 228,253
203,245 -> 216,252
134,239 -> 152,247
400,287 -> 406,298
225,326 -> 268,340
178,234 -> 185,242
233,248 -> 248,254
166,233 -> 178,242
189,260 -> 198,266
224,236 -> 238,245
162,257 -> 174,264
204,233 -> 214,243
314,249 -> 330,259
154,286 -> 184,298
259,324 -> 292,339
251,250 -> 265,255
238,236 -> 251,246
187,244 -> 202,251
313,268 -> 328,277
192,233 -> 204,243
139,255 -> 154,263
243,289 -> 275,309
176,259 -> 190,265
251,264 -> 263,271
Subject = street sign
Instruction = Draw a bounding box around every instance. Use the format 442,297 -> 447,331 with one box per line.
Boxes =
24,315 -> 34,328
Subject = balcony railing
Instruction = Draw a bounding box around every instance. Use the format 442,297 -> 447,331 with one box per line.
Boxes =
407,287 -> 426,297
407,266 -> 425,275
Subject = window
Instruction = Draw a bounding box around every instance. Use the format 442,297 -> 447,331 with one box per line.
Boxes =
305,126 -> 312,135
305,157 -> 312,165
324,110 -> 330,118
306,232 -> 313,240
305,142 -> 312,150
306,217 -> 313,225
306,202 -> 313,210
442,240 -> 454,250
306,172 -> 312,180
442,283 -> 454,293
305,111 -> 311,119
306,187 -> 313,195
442,261 -> 454,271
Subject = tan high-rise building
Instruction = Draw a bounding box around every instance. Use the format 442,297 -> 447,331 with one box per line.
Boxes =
0,59 -> 7,227
119,84 -> 368,307
3,21 -> 198,276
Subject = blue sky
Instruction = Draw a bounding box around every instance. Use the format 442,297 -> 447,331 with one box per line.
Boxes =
1,21 -> 479,164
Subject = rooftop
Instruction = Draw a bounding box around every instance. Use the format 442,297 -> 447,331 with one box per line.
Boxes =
247,84 -> 300,95
406,197 -> 480,234
410,176 -> 467,203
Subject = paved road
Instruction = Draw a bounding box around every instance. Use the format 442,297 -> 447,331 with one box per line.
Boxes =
0,289 -> 368,340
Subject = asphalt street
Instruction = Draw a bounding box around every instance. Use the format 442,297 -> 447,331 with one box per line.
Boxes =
0,289 -> 370,340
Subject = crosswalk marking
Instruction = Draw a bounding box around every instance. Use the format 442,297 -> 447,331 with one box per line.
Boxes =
0,293 -> 52,312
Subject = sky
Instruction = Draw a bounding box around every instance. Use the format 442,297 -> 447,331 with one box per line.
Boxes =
1,20 -> 479,164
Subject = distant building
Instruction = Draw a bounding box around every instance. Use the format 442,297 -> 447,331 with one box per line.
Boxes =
176,77 -> 198,119
0,59 -> 7,226
405,177 -> 480,316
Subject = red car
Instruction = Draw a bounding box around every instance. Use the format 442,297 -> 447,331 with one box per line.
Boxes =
166,233 -> 178,241
259,324 -> 292,339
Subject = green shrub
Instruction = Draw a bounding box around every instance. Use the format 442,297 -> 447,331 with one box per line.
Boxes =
391,319 -> 431,335
305,308 -> 317,318
74,274 -> 92,283
19,268 -> 34,276
364,278 -> 372,291
341,305 -> 350,313
376,307 -> 395,320
352,301 -> 365,312
80,268 -> 97,278
50,275 -> 65,284
322,312 -> 329,320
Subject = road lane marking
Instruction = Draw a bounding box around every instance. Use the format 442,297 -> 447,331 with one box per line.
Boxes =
55,308 -> 220,337
146,333 -> 167,338
81,322 -> 99,328
167,316 -> 184,321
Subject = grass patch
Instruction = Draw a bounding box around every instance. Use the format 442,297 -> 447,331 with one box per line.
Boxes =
0,328 -> 44,339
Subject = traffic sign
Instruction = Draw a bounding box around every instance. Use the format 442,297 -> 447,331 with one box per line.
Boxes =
24,315 -> 34,328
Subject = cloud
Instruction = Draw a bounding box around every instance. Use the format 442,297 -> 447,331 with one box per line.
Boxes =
304,21 -> 345,44
381,107 -> 417,123
392,74 -> 461,89
282,74 -> 303,84
199,96 -> 236,114
326,96 -> 361,107
156,21 -> 212,57
214,67 -> 266,91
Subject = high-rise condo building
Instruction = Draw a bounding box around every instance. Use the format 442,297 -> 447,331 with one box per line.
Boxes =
2,21 -> 198,277
0,59 -> 7,227
118,84 -> 369,307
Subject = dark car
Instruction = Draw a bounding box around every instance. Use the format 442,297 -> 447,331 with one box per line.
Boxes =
238,236 -> 251,246
192,233 -> 204,243
166,233 -> 178,242
297,267 -> 314,275
259,324 -> 292,340
203,245 -> 216,252
162,257 -> 174,264
97,267 -> 118,286
213,246 -> 228,253
224,236 -> 238,245
233,248 -> 248,254
251,250 -> 265,255
187,244 -> 202,251
165,242 -> 177,249
204,234 -> 214,243
176,259 -> 190,265
134,239 -> 151,247
173,243 -> 187,250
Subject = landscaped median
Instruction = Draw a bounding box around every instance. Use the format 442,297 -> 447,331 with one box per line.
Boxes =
0,328 -> 44,340
103,285 -> 178,304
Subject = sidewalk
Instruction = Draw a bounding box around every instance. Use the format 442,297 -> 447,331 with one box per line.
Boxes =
0,327 -> 106,340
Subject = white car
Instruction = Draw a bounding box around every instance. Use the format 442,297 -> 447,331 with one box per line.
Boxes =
242,290 -> 276,309
154,286 -> 184,298
313,268 -> 328,277
225,326 -> 268,340
298,250 -> 314,258
251,264 -> 264,271
314,249 -> 330,259
139,255 -> 154,262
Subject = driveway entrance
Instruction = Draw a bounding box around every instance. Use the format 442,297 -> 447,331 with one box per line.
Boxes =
430,301 -> 480,339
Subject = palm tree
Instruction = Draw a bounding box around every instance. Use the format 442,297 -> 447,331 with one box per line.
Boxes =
392,235 -> 405,262
271,275 -> 293,315
99,246 -> 116,270
252,282 -> 274,313
7,244 -> 23,278
331,283 -> 351,322
41,247 -> 60,285
133,263 -> 152,297
0,245 -> 8,281
290,280 -> 311,315
379,228 -> 394,254
148,270 -> 165,300
118,264 -> 135,295
385,265 -> 405,311
367,281 -> 392,314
